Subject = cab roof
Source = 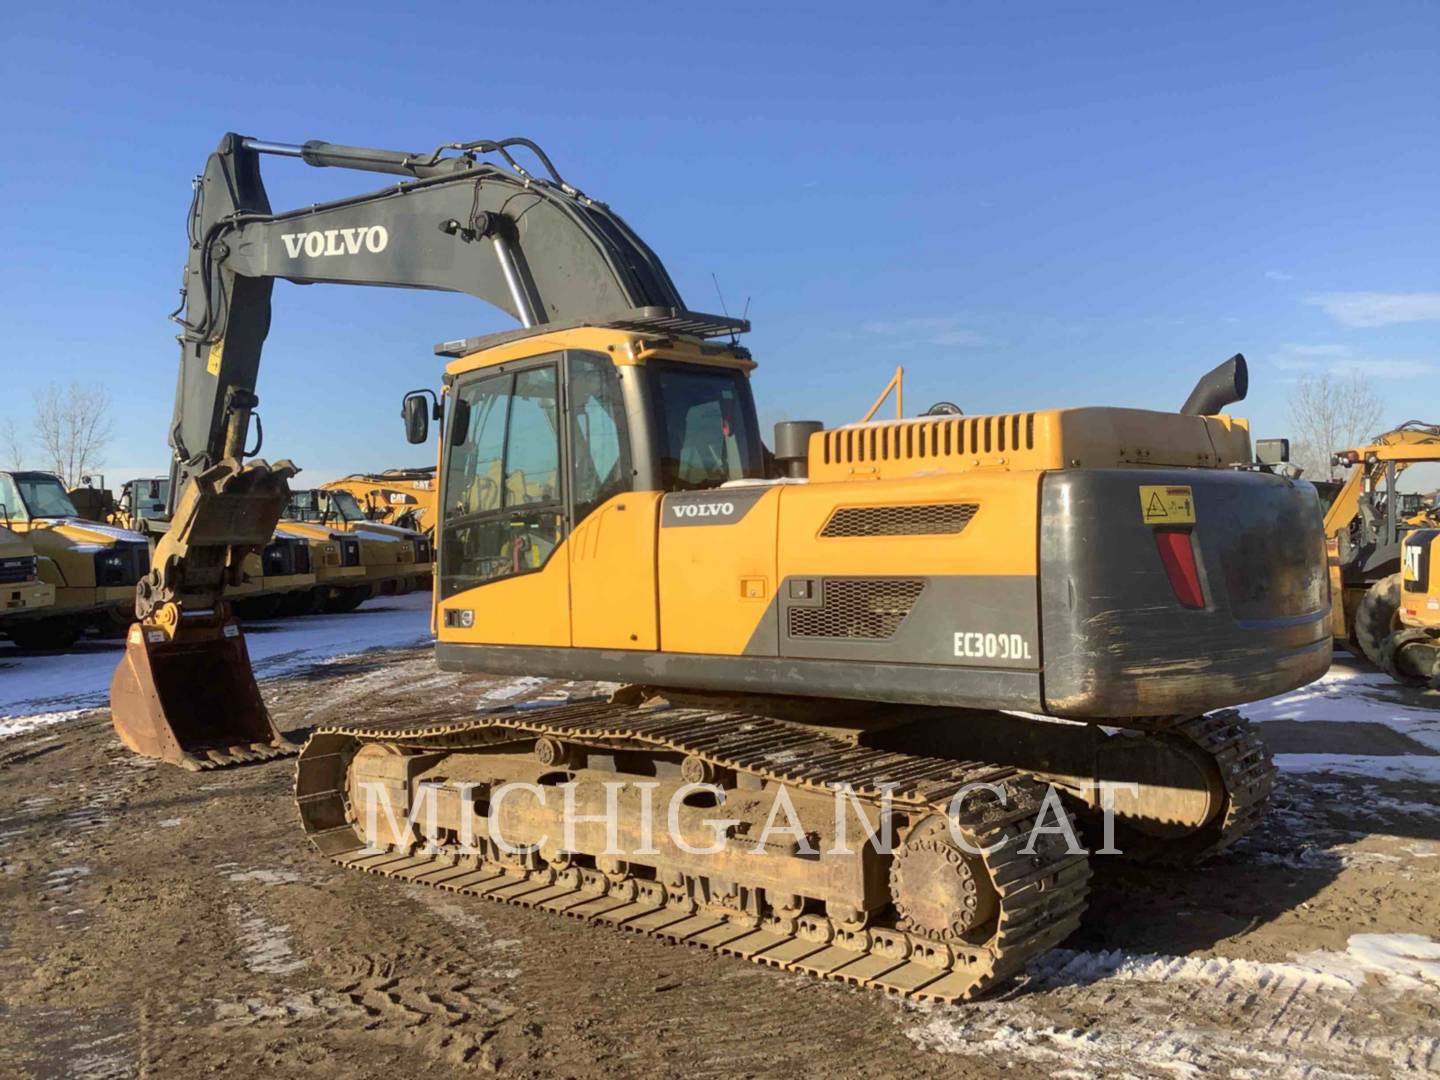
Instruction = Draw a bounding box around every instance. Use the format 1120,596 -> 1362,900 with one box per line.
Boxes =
434,306 -> 748,360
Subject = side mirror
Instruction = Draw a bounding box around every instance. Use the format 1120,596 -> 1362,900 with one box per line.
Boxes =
1255,438 -> 1290,466
402,393 -> 431,445
401,388 -> 443,445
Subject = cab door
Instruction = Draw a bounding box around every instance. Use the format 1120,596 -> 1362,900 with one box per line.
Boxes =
436,355 -> 571,646
566,351 -> 659,649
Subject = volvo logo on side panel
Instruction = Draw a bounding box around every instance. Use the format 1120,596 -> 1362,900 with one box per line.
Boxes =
661,487 -> 767,527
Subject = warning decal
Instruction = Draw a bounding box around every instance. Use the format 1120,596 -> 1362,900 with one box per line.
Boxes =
1138,484 -> 1196,524
206,339 -> 225,376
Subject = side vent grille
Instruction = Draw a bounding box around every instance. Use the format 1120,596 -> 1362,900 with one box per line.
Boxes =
822,413 -> 1036,466
788,578 -> 925,640
821,503 -> 979,538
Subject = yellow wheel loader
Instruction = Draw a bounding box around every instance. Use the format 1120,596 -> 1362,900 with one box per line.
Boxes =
1320,423 -> 1440,670
1383,527 -> 1440,685
0,471 -> 149,650
110,132 -> 1332,1001
322,468 -> 437,540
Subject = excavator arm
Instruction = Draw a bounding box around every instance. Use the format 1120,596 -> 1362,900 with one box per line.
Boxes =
114,132 -> 741,768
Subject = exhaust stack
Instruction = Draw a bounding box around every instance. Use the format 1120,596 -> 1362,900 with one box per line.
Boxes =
1181,353 -> 1248,416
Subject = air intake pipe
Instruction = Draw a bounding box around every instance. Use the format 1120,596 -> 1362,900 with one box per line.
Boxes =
1181,353 -> 1248,415
774,421 -> 824,479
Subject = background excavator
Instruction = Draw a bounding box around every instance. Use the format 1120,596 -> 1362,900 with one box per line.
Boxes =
322,468 -> 438,540
111,132 -> 1331,1002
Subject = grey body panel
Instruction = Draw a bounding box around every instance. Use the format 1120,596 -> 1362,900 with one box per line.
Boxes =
1039,468 -> 1331,717
435,642 -> 1043,712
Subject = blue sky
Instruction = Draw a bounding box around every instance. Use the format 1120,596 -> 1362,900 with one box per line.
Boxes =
2,1 -> 1437,487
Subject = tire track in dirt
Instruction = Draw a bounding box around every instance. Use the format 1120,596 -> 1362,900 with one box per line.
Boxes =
906,943 -> 1440,1076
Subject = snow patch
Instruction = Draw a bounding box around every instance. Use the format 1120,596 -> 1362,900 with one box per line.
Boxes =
1297,933 -> 1440,990
0,592 -> 432,733
1250,667 -> 1440,751
1029,935 -> 1440,994
226,868 -> 302,886
0,710 -> 89,739
476,676 -> 550,704
1275,752 -> 1440,783
229,902 -> 306,976
908,935 -> 1440,1075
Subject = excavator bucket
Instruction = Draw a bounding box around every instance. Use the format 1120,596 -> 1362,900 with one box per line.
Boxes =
109,458 -> 300,769
110,618 -> 295,770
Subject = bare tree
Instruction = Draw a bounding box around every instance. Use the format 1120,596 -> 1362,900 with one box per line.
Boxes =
1287,372 -> 1383,480
1,417 -> 25,470
32,382 -> 115,488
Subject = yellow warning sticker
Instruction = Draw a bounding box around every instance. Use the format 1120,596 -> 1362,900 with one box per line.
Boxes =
1139,484 -> 1196,525
206,339 -> 225,376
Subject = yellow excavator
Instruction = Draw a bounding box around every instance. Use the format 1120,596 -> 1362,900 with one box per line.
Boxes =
322,469 -> 438,540
1320,422 -> 1440,670
110,133 -> 1331,1002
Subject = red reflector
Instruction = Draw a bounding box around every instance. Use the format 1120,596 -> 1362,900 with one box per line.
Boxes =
1155,529 -> 1205,609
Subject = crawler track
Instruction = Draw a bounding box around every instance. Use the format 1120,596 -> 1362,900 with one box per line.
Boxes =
297,702 -> 1091,1002
1119,710 -> 1276,864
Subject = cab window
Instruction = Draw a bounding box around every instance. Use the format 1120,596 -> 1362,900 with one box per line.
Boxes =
441,359 -> 563,599
327,490 -> 367,522
649,362 -> 761,491
11,474 -> 79,519
569,352 -> 631,520
0,474 -> 25,523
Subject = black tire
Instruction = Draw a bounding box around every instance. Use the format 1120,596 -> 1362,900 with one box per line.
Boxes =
324,585 -> 372,614
232,594 -> 285,621
91,606 -> 134,640
1354,573 -> 1404,667
6,618 -> 84,651
279,589 -> 325,617
1377,628 -> 1433,687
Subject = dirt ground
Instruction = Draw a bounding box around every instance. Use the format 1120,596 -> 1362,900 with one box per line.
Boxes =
1,646 -> 1438,1079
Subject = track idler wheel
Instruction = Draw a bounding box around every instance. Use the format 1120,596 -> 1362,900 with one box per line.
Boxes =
890,815 -> 999,942
1107,711 -> 1275,865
